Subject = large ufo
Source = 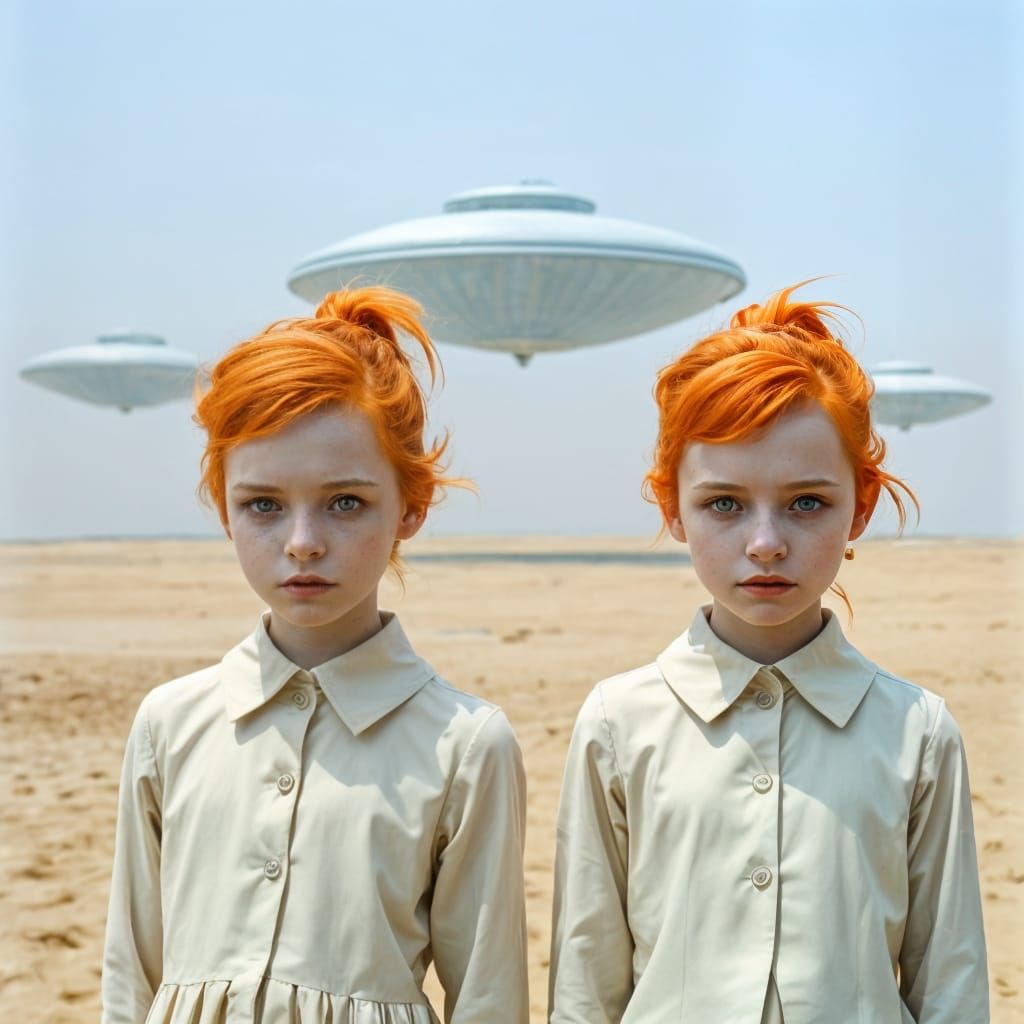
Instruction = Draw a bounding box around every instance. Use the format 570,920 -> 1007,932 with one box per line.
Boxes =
19,331 -> 199,412
869,361 -> 992,431
288,184 -> 746,364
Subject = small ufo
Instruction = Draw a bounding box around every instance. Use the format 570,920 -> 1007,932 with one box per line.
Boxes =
288,183 -> 746,365
19,331 -> 199,413
869,361 -> 992,431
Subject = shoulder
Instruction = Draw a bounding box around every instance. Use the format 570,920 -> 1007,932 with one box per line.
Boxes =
136,662 -> 222,723
418,673 -> 522,758
117,662 -> 221,781
567,661 -> 667,757
578,661 -> 668,726
130,662 -> 224,753
866,665 -> 960,741
421,680 -> 524,818
858,664 -> 969,784
859,674 -> 975,826
594,661 -> 666,701
424,671 -> 501,714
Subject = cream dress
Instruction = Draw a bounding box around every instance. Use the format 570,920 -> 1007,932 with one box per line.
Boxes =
102,613 -> 528,1024
550,606 -> 988,1023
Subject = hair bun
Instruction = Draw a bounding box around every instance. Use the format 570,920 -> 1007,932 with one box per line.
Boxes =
312,285 -> 440,385
730,279 -> 841,342
314,285 -> 425,346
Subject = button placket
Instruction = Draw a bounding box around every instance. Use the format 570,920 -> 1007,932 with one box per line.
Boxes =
742,670 -> 782,920
248,679 -> 317,981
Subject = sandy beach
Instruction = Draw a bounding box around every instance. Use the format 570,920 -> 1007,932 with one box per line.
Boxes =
1,536 -> 1021,1022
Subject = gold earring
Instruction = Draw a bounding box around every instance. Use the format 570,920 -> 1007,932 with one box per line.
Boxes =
844,545 -> 855,561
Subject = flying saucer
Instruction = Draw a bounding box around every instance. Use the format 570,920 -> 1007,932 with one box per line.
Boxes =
288,183 -> 746,364
869,361 -> 992,431
19,331 -> 199,413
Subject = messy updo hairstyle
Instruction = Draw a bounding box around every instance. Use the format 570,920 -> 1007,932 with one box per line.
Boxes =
194,286 -> 453,568
644,282 -> 917,531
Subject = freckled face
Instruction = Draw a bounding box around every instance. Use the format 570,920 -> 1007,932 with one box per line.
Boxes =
668,403 -> 868,662
223,405 -> 423,666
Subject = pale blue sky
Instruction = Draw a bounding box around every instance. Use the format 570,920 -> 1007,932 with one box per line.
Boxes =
3,0 -> 1021,540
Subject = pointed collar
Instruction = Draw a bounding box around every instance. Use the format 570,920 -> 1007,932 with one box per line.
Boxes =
656,606 -> 877,727
220,612 -> 436,734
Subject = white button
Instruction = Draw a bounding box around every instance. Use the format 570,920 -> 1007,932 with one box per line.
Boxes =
752,774 -> 773,794
276,773 -> 295,794
292,691 -> 310,709
755,691 -> 776,709
264,858 -> 282,880
751,866 -> 773,890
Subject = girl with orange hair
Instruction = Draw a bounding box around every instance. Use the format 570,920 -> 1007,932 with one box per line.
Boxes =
549,284 -> 988,1023
102,288 -> 528,1024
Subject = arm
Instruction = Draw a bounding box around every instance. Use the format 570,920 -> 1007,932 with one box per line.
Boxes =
101,700 -> 164,1024
430,708 -> 529,1024
901,702 -> 989,1023
549,688 -> 634,1024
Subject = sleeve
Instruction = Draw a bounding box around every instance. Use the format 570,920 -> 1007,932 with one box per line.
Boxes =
548,687 -> 634,1024
101,699 -> 164,1024
900,701 -> 989,1022
430,708 -> 529,1024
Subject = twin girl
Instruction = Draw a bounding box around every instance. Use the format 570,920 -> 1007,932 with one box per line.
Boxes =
102,285 -> 989,1023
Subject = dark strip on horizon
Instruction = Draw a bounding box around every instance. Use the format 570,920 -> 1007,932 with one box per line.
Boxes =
405,551 -> 692,567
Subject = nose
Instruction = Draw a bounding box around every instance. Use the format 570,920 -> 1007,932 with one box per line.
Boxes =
284,511 -> 326,562
745,514 -> 787,563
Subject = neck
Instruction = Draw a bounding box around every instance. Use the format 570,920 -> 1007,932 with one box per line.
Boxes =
706,600 -> 827,664
267,603 -> 385,669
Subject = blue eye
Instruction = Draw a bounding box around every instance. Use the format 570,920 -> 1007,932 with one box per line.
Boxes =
711,497 -> 739,513
248,498 -> 279,515
793,496 -> 823,512
332,495 -> 361,512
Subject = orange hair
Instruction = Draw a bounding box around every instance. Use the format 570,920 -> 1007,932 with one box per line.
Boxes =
194,286 -> 455,569
644,281 -> 918,531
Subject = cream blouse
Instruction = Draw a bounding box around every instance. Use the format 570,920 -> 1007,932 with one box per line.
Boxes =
550,607 -> 988,1024
102,613 -> 528,1024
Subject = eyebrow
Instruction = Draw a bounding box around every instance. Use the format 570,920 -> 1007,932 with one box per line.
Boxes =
693,478 -> 842,491
230,479 -> 380,493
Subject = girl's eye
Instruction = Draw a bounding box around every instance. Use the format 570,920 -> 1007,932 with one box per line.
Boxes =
248,498 -> 279,515
710,497 -> 739,513
332,495 -> 361,512
792,495 -> 823,512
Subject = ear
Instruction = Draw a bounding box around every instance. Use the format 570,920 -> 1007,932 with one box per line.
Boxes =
850,479 -> 880,541
667,514 -> 687,544
848,509 -> 869,542
396,506 -> 426,542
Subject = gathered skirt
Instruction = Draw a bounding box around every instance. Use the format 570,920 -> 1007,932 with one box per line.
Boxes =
145,978 -> 439,1024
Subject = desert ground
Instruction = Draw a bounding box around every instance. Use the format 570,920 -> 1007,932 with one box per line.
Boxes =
1,537 -> 1021,1022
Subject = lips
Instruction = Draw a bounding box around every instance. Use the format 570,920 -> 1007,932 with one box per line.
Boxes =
738,575 -> 796,597
281,575 -> 335,596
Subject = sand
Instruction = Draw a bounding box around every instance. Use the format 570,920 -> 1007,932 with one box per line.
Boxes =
1,537 -> 1021,1022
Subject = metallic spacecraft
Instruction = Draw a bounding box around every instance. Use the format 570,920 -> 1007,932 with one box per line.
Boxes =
287,183 -> 747,364
869,361 -> 992,430
19,331 -> 199,412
